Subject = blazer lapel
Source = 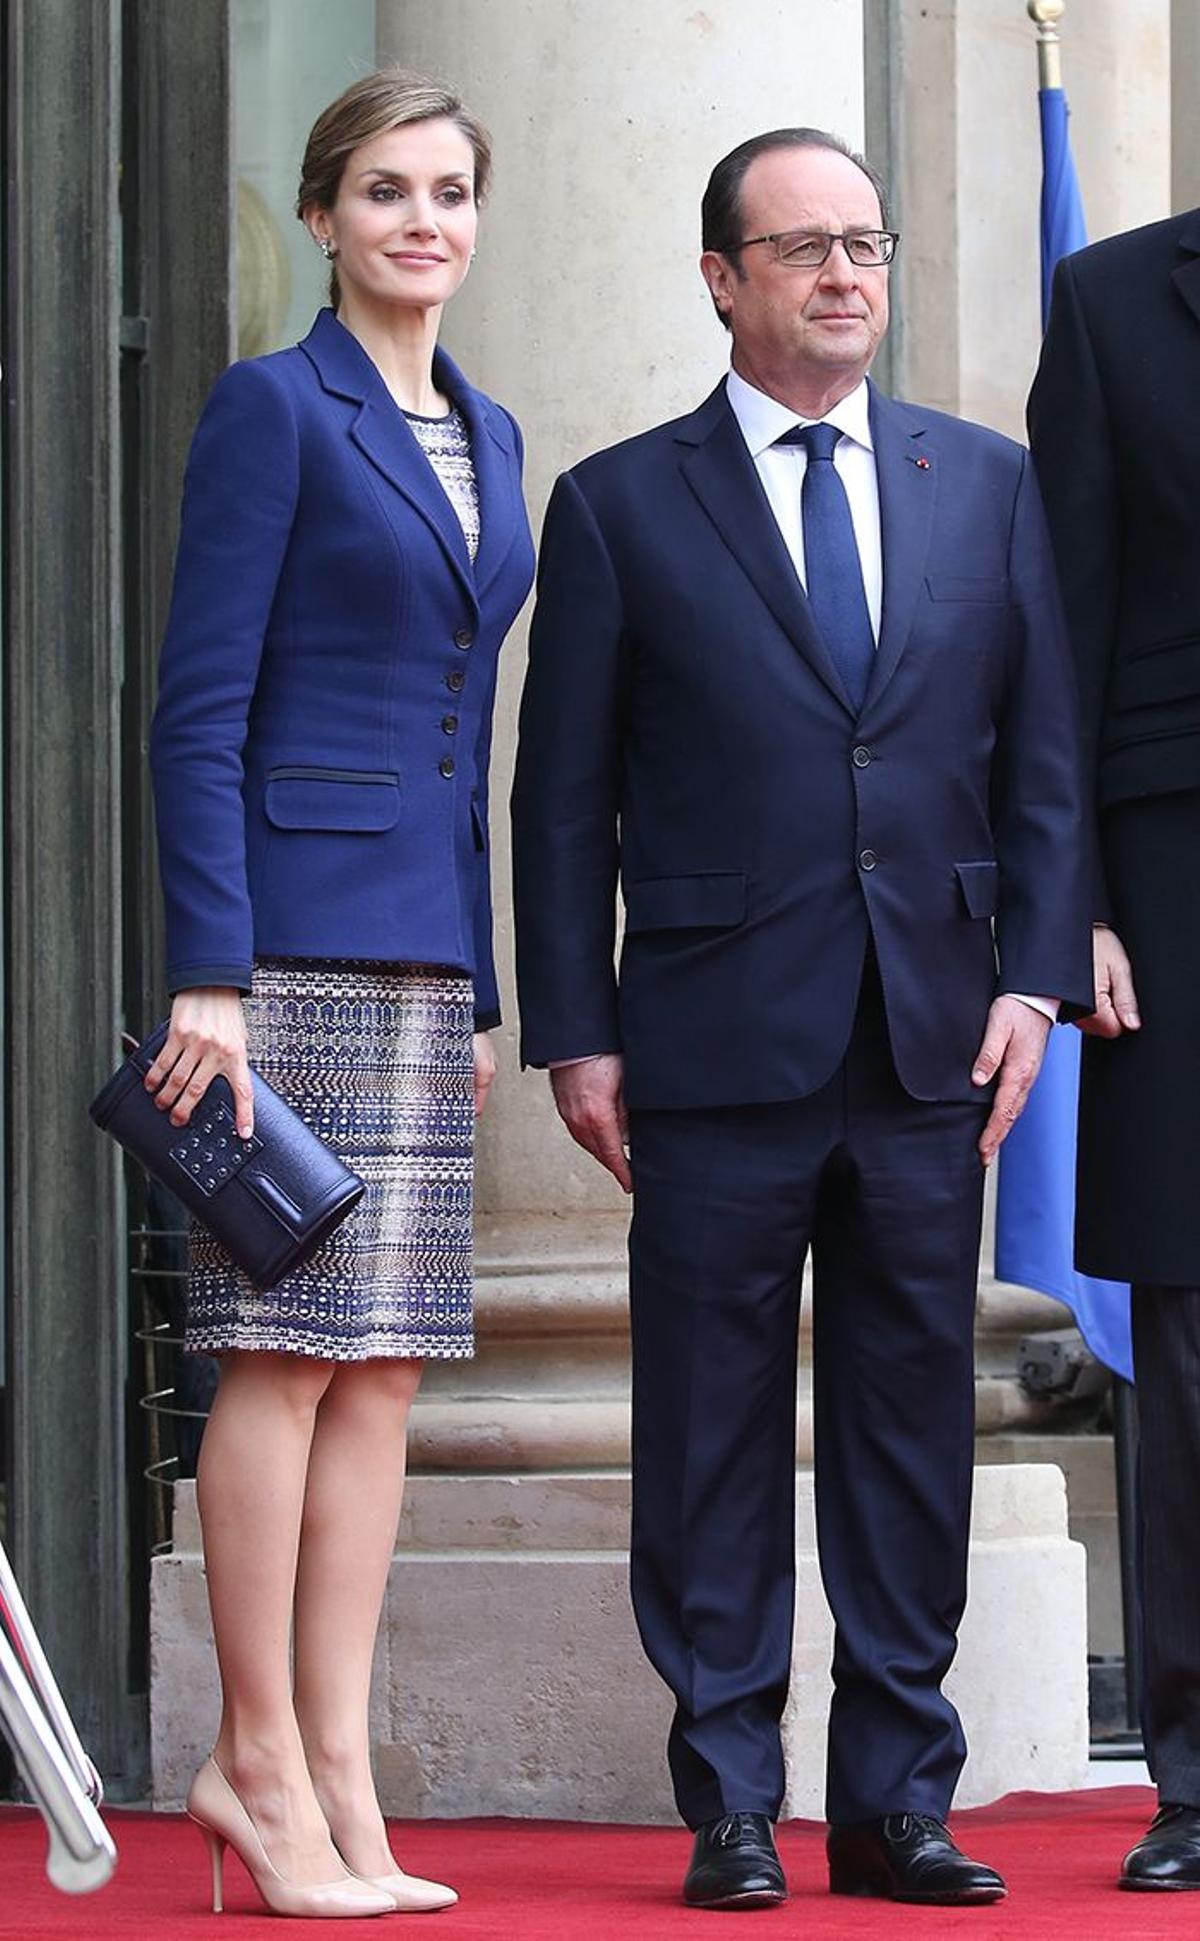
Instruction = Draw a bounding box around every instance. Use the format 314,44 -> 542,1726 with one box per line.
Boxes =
1171,209 -> 1200,330
677,388 -> 858,716
866,386 -> 937,709
301,309 -> 477,610
444,350 -> 521,601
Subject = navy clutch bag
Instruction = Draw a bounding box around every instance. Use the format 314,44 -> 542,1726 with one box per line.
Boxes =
90,1022 -> 364,1290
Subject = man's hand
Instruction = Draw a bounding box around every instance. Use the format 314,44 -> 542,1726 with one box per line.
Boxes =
971,995 -> 1053,1168
1078,924 -> 1141,1038
473,1032 -> 497,1117
549,1054 -> 632,1193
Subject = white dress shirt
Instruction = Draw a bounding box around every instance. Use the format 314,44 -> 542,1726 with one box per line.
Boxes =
725,367 -> 883,641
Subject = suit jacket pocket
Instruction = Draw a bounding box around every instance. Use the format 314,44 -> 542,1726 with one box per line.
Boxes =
955,860 -> 999,919
624,871 -> 746,934
264,767 -> 401,832
1108,635 -> 1200,712
925,575 -> 1010,603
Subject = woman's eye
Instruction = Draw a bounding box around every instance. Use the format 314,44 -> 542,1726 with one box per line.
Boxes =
440,186 -> 469,206
369,183 -> 400,202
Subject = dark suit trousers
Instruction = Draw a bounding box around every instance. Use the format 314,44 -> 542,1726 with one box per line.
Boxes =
1131,1284 -> 1200,1807
626,958 -> 988,1828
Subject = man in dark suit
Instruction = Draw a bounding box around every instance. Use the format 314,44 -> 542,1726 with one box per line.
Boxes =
513,129 -> 1093,1910
1030,210 -> 1200,1891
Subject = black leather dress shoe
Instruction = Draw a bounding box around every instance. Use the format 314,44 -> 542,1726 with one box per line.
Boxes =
1121,1804 -> 1200,1889
827,1813 -> 1007,1905
682,1812 -> 787,1910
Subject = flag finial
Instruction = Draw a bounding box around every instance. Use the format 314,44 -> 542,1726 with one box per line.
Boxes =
1028,0 -> 1065,89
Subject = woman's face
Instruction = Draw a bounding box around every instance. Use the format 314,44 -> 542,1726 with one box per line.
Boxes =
311,117 -> 479,314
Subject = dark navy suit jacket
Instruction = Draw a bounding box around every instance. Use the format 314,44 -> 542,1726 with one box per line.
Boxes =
512,380 -> 1094,1107
151,307 -> 534,1027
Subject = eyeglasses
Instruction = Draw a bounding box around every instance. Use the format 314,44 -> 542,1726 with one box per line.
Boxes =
723,228 -> 899,269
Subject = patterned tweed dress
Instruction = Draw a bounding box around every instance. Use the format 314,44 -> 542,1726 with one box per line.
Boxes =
185,407 -> 481,1362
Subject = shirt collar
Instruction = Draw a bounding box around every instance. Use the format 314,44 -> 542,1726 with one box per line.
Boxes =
725,367 -> 874,459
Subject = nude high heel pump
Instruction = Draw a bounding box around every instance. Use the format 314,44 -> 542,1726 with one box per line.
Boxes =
186,1757 -> 395,1918
347,1863 -> 458,1913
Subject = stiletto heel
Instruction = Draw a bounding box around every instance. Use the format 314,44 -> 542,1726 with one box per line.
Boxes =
190,1820 -> 226,1913
185,1757 -> 394,1919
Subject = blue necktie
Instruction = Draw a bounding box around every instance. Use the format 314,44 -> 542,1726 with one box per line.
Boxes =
777,422 -> 875,712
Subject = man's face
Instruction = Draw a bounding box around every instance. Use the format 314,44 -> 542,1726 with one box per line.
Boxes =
702,145 -> 890,394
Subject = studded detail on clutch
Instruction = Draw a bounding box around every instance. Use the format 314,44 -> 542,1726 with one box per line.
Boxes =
168,1099 -> 263,1198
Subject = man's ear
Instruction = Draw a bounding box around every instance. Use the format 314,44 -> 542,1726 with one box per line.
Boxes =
699,249 -> 735,325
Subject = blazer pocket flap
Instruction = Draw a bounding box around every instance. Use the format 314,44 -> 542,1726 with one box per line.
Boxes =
925,575 -> 1009,603
955,860 -> 999,919
624,872 -> 746,933
264,769 -> 401,832
1109,635 -> 1200,711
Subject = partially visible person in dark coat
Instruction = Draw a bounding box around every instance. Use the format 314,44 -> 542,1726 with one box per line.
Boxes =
1030,208 -> 1200,1892
148,67 -> 533,1920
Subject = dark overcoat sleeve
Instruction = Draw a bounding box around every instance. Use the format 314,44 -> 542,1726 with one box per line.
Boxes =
1027,252 -> 1118,919
992,445 -> 1099,1014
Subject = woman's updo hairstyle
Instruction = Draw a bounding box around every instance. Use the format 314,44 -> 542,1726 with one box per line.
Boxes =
296,67 -> 492,308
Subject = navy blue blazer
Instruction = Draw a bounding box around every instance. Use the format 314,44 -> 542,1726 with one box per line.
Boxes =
512,381 -> 1094,1108
151,308 -> 534,1027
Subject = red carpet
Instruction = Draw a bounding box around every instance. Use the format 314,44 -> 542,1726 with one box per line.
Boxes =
2,1787 -> 1196,1937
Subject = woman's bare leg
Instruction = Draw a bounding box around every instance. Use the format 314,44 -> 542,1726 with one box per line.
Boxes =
197,1349 -> 348,1886
292,1357 -> 422,1874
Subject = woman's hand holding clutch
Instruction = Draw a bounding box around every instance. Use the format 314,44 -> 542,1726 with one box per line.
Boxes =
145,988 -> 254,1137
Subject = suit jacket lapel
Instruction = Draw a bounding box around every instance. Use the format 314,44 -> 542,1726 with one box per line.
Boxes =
445,352 -> 521,601
867,386 -> 937,708
676,388 -> 858,716
301,309 -> 477,610
1171,209 -> 1200,330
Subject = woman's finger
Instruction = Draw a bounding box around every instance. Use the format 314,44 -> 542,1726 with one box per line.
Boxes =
166,1051 -> 220,1127
229,1053 -> 255,1139
152,1048 -> 203,1113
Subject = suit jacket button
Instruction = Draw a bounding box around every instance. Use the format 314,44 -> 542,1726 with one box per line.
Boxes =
859,848 -> 878,871
446,668 -> 466,693
439,756 -> 456,778
454,627 -> 474,649
852,745 -> 873,768
441,714 -> 459,735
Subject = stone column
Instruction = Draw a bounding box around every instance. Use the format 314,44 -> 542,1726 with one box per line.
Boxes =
388,0 -> 1103,1474
1174,0 -> 1200,210
376,0 -> 867,1464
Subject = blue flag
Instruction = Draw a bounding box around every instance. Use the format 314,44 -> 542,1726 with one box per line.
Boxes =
993,86 -> 1133,1383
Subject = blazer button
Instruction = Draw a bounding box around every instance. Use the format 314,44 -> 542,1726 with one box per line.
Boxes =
852,745 -> 873,768
441,714 -> 459,735
439,756 -> 456,778
446,668 -> 466,693
859,848 -> 878,871
454,627 -> 474,649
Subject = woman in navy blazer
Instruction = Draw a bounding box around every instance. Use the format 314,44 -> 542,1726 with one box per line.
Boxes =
147,71 -> 533,1918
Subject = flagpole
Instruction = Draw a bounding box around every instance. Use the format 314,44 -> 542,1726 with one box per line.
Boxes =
1028,0 -> 1064,90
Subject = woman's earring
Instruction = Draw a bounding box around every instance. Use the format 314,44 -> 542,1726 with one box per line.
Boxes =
319,237 -> 336,261
470,248 -> 477,261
